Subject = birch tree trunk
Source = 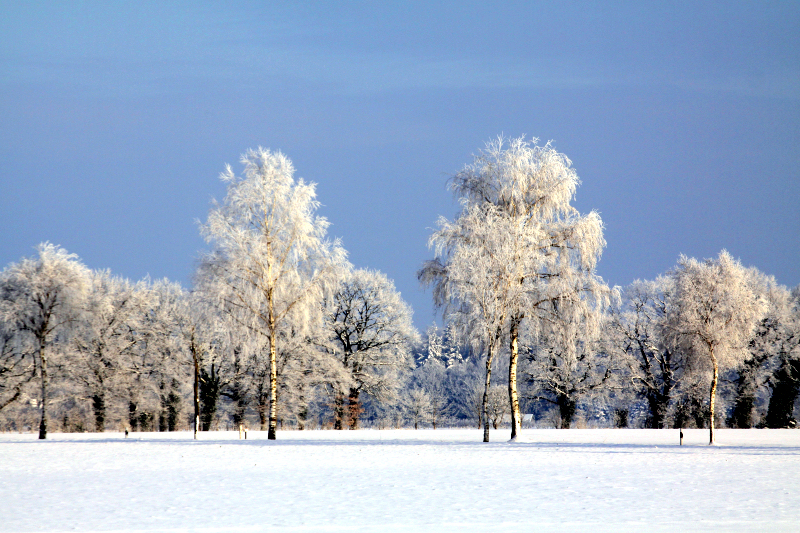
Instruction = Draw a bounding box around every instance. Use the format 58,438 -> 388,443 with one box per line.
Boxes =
508,321 -> 522,441
709,345 -> 718,445
193,346 -> 200,440
38,340 -> 48,440
268,329 -> 278,440
482,344 -> 495,443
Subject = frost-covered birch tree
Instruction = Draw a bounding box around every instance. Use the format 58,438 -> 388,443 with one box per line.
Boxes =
420,136 -> 608,441
666,251 -> 766,444
200,147 -> 346,440
419,203 -> 510,441
0,243 -> 90,439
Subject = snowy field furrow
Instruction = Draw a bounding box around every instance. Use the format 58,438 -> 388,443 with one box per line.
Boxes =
2,429 -> 799,532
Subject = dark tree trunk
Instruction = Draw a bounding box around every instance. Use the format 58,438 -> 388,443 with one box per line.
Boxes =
199,364 -> 220,431
38,342 -> 48,440
348,388 -> 362,430
709,349 -> 719,445
482,360 -> 492,441
297,402 -> 307,431
128,400 -> 139,431
645,387 -> 671,429
482,342 -> 497,442
614,409 -> 629,428
557,393 -> 576,429
92,392 -> 106,432
193,345 -> 200,438
333,391 -> 344,430
158,381 -> 168,432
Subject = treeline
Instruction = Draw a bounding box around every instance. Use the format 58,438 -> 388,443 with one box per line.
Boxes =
1,141 -> 798,441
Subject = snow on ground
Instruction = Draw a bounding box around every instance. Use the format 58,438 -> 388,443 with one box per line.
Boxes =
2,428 -> 799,532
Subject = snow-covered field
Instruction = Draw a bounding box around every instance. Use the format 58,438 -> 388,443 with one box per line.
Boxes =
2,428 -> 799,532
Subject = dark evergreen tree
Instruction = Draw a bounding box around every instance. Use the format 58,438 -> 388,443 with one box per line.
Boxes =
199,364 -> 220,431
765,357 -> 800,428
728,355 -> 766,428
166,379 -> 181,431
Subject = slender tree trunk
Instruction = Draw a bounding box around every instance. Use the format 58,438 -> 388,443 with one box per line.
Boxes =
662,351 -> 674,427
333,391 -> 344,430
158,380 -> 168,432
268,328 -> 278,440
297,376 -> 307,430
508,321 -> 522,441
193,345 -> 200,440
38,340 -> 48,440
482,344 -> 495,443
709,344 -> 718,445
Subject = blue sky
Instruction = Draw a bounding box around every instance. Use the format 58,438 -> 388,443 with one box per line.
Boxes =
1,2 -> 798,329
